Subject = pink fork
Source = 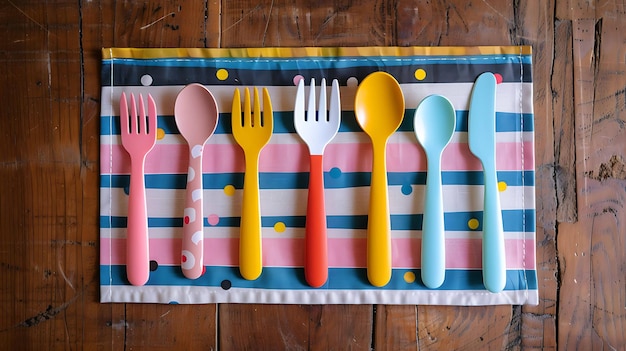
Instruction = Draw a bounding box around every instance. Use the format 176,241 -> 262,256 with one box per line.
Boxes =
120,92 -> 157,286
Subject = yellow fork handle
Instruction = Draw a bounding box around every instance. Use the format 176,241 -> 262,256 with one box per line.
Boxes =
367,141 -> 392,287
239,150 -> 263,280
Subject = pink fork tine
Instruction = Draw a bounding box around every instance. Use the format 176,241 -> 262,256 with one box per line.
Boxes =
121,92 -> 157,286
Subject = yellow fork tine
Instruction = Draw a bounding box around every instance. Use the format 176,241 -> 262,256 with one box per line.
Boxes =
243,87 -> 252,127
262,87 -> 273,129
232,88 -> 241,127
253,87 -> 261,127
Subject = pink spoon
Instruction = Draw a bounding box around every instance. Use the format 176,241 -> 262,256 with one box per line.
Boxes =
174,83 -> 219,279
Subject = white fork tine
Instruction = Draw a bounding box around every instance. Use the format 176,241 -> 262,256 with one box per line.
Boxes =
318,78 -> 327,122
307,78 -> 316,121
330,79 -> 340,123
295,79 -> 305,121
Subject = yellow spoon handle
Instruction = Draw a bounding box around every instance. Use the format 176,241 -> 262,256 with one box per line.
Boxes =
367,142 -> 392,287
239,151 -> 263,280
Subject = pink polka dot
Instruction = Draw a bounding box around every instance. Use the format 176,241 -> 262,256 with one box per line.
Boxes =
207,214 -> 220,226
181,255 -> 187,263
184,216 -> 190,224
494,73 -> 503,84
293,75 -> 304,85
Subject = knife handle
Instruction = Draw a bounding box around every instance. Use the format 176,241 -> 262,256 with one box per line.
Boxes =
482,163 -> 506,293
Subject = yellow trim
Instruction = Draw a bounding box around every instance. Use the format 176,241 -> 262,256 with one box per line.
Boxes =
102,46 -> 531,59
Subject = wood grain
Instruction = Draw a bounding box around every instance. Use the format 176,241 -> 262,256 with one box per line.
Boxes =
1,0 -> 624,349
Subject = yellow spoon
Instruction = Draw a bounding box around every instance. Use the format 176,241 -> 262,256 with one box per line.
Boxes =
354,72 -> 405,287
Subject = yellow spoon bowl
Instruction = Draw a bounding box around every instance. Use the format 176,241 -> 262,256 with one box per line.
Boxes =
354,71 -> 405,287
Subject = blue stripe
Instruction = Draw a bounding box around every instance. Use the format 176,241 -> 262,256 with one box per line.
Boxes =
104,55 -> 532,68
100,209 -> 536,232
101,111 -> 535,135
100,170 -> 534,190
100,265 -> 538,291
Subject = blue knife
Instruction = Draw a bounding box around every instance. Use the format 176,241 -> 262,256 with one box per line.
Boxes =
468,72 -> 506,293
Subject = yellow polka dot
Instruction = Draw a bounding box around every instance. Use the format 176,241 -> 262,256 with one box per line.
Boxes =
498,181 -> 507,192
274,222 -> 286,233
468,218 -> 480,230
216,68 -> 229,80
156,128 -> 165,140
223,185 -> 235,196
403,271 -> 416,283
414,68 -> 427,81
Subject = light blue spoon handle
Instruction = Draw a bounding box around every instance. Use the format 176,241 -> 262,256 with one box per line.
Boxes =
482,158 -> 506,293
421,155 -> 445,289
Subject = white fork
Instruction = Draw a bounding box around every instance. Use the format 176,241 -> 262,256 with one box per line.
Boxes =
294,78 -> 341,288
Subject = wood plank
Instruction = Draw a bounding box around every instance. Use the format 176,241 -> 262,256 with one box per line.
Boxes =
514,1 -> 559,349
0,2 -> 87,350
221,0 -> 397,47
219,304 -> 372,349
557,0 -> 626,349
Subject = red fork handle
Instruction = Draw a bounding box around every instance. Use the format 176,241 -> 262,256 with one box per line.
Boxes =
305,155 -> 328,287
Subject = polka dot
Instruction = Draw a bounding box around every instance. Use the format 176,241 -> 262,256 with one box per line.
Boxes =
494,73 -> 503,84
274,222 -> 286,233
184,216 -> 190,225
293,74 -> 304,85
150,260 -> 158,271
347,77 -> 358,87
468,218 -> 480,230
168,301 -> 180,304
414,68 -> 427,81
221,280 -> 232,290
156,128 -> 165,140
401,183 -> 413,195
404,271 -> 416,283
223,184 -> 236,196
181,255 -> 187,263
216,68 -> 229,81
329,167 -> 342,179
498,181 -> 507,192
207,214 -> 220,226
123,185 -> 130,195
140,74 -> 153,86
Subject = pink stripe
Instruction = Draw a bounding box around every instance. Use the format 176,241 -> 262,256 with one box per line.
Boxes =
102,238 -> 535,270
101,142 -> 534,174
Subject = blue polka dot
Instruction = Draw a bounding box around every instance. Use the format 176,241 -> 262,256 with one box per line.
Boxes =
329,167 -> 342,178
123,185 -> 130,195
168,301 -> 180,304
401,183 -> 413,195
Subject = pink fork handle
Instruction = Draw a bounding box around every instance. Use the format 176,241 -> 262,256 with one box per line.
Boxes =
305,155 -> 328,288
126,157 -> 150,286
181,147 -> 204,279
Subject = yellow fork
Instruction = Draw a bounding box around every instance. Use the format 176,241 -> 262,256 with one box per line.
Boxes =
231,87 -> 273,280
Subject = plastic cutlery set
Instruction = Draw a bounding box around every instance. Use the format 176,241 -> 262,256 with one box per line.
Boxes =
120,71 -> 505,292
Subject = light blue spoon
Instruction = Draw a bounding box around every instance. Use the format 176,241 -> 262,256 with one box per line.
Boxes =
414,95 -> 456,289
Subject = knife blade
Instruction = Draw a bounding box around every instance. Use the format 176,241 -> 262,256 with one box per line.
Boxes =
468,72 -> 506,293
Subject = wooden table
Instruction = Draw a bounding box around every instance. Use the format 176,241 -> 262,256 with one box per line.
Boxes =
1,1 -> 624,349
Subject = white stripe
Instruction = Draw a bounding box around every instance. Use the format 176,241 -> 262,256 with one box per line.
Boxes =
102,82 -> 533,116
101,185 -> 534,218
100,285 -> 538,305
101,226 -> 536,240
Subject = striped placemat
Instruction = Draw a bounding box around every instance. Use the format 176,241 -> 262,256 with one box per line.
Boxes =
100,46 -> 537,305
